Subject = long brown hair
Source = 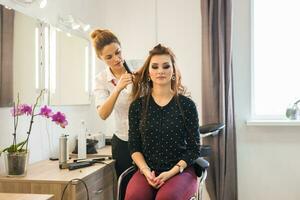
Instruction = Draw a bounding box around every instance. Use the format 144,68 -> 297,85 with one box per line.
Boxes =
90,29 -> 120,58
132,44 -> 187,131
131,44 -> 186,101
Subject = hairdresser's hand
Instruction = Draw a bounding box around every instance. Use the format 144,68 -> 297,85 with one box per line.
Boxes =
132,67 -> 143,83
115,73 -> 133,92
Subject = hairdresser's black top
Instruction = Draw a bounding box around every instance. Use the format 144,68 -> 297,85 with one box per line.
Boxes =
128,94 -> 200,173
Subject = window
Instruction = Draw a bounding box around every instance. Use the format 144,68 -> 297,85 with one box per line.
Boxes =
253,0 -> 300,119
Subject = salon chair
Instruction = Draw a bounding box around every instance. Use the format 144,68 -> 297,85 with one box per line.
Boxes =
117,123 -> 225,200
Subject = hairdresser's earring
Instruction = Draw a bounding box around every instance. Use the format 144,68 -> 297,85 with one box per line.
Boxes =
172,75 -> 176,80
148,77 -> 151,82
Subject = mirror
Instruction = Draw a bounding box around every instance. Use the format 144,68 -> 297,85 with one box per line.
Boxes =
48,25 -> 91,105
0,6 -> 91,107
13,9 -> 38,105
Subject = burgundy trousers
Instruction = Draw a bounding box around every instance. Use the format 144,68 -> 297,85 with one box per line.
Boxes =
124,167 -> 198,200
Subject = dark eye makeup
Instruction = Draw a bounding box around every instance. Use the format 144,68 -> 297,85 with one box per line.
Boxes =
163,64 -> 171,69
150,63 -> 171,69
115,50 -> 121,55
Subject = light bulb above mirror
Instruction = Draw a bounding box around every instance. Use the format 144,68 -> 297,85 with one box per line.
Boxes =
12,0 -> 47,8
57,14 -> 91,33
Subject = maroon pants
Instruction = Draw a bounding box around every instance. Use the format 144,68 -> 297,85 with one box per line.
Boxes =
124,167 -> 198,200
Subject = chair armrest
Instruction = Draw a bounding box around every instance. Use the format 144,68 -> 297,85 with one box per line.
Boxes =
118,166 -> 137,181
117,166 -> 137,200
200,123 -> 225,134
194,157 -> 209,169
200,123 -> 225,137
193,157 -> 209,177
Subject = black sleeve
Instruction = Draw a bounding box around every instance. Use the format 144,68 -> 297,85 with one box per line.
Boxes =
180,98 -> 201,166
128,100 -> 142,155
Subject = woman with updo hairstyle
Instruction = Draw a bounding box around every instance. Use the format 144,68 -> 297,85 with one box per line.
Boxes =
91,29 -> 134,177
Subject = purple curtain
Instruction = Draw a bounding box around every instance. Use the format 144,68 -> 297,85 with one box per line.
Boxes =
0,5 -> 14,107
201,0 -> 238,200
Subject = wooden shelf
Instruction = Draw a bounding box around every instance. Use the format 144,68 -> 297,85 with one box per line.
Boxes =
0,193 -> 54,200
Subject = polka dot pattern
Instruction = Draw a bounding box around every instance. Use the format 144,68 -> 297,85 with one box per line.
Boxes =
128,94 -> 201,172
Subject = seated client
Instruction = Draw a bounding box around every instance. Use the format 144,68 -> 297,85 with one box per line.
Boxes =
125,44 -> 201,200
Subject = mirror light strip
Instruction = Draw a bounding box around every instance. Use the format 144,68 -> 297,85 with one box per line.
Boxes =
85,46 -> 89,92
91,50 -> 96,91
50,28 -> 56,94
35,27 -> 39,90
44,26 -> 49,90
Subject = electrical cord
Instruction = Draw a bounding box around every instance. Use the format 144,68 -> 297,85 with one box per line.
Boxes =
61,178 -> 89,200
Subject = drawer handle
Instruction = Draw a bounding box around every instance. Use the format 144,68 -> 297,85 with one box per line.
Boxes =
95,189 -> 103,194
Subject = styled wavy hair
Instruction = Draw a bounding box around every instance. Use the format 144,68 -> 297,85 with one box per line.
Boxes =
131,44 -> 186,102
131,44 -> 188,131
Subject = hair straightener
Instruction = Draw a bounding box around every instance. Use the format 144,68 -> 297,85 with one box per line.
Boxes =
68,157 -> 112,170
123,61 -> 132,74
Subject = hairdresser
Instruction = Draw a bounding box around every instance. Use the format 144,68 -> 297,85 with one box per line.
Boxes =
91,29 -> 134,177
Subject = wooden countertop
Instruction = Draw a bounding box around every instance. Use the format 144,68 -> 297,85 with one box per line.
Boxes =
0,146 -> 114,184
0,193 -> 54,200
96,145 -> 112,157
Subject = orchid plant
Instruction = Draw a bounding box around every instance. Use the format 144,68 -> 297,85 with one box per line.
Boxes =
0,90 -> 68,155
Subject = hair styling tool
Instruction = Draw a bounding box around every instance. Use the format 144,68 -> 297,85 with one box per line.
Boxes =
123,61 -> 132,74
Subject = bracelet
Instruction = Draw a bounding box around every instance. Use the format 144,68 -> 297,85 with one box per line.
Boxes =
175,164 -> 184,173
140,167 -> 150,174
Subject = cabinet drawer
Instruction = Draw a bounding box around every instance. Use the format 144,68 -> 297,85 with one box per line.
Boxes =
75,163 -> 116,200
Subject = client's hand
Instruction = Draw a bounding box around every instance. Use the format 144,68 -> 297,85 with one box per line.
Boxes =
153,171 -> 173,189
142,169 -> 163,189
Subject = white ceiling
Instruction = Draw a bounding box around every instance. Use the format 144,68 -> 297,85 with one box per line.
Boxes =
0,0 -> 106,39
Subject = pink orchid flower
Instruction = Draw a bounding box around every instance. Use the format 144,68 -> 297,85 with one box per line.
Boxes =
39,105 -> 53,118
51,112 -> 68,128
11,104 -> 32,116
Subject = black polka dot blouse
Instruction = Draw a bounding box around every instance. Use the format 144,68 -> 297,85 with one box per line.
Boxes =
128,94 -> 201,173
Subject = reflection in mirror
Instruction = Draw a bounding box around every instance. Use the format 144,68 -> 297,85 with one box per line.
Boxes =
13,9 -> 39,105
48,26 -> 91,105
0,5 -> 14,107
0,7 -> 46,107
0,6 -> 92,107
13,12 -> 43,104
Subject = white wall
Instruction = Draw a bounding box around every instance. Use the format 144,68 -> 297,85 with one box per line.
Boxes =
233,0 -> 300,199
101,0 -> 157,60
156,0 -> 202,106
101,0 -> 202,107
